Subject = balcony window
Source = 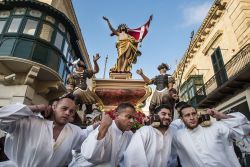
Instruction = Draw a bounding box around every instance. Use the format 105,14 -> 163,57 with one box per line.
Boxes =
23,19 -> 38,35
59,58 -> 65,78
40,23 -> 54,42
8,18 -> 22,33
0,11 -> 10,18
14,8 -> 26,15
63,41 -> 68,58
0,38 -> 16,55
29,10 -> 42,18
180,75 -> 204,103
0,20 -> 6,33
211,47 -> 228,86
45,15 -> 55,24
47,50 -> 59,71
54,32 -> 63,50
14,39 -> 33,59
32,44 -> 59,71
58,23 -> 65,33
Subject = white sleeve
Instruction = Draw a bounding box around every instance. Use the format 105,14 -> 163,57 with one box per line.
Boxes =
121,129 -> 148,167
220,112 -> 250,137
0,103 -> 34,133
81,127 -> 112,164
170,119 -> 185,130
72,125 -> 95,151
80,125 -> 94,141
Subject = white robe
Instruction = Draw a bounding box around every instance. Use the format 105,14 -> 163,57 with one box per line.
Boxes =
121,119 -> 184,167
80,121 -> 133,167
173,112 -> 250,167
0,103 -> 94,167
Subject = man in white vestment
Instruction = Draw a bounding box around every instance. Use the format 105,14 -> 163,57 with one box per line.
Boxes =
121,104 -> 183,167
173,104 -> 250,167
78,102 -> 136,167
0,94 -> 98,167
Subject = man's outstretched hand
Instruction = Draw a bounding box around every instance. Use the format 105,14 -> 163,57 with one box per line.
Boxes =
93,53 -> 100,62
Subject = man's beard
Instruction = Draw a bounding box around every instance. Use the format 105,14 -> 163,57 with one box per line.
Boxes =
159,120 -> 171,128
185,122 -> 198,129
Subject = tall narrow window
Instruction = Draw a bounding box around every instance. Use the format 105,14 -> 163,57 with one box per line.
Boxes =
23,19 -> 38,35
40,23 -> 54,42
54,32 -> 63,50
211,47 -> 228,86
8,18 -> 22,33
63,41 -> 68,58
59,58 -> 65,78
0,38 -> 16,56
0,20 -> 6,33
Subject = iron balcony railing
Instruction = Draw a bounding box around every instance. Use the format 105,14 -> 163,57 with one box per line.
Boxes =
196,43 -> 250,97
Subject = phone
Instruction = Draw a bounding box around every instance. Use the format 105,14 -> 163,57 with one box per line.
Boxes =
198,114 -> 211,127
149,114 -> 161,127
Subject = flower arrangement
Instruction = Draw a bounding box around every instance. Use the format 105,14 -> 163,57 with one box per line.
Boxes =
105,109 -> 146,132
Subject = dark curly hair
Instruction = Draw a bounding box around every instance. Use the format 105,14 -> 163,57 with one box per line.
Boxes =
157,63 -> 170,71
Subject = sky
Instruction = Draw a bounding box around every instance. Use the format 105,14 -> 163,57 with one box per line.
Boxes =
72,0 -> 214,79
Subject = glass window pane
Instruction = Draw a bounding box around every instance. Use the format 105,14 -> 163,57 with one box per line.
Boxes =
0,11 -> 10,18
33,44 -> 59,71
45,16 -> 55,24
47,50 -> 59,71
63,70 -> 69,83
58,23 -> 65,33
14,39 -> 33,59
29,10 -> 42,18
0,38 -> 16,56
23,19 -> 38,35
59,58 -> 65,78
67,32 -> 70,41
14,8 -> 26,15
63,41 -> 68,57
54,32 -> 63,50
67,52 -> 71,62
0,20 -> 6,33
40,23 -> 54,42
32,44 -> 48,64
8,18 -> 22,33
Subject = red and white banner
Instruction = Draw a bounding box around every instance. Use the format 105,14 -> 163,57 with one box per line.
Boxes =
127,15 -> 152,42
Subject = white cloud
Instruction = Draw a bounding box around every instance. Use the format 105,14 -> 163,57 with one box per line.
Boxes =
181,2 -> 212,27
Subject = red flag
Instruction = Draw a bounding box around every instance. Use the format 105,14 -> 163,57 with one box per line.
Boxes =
127,15 -> 152,42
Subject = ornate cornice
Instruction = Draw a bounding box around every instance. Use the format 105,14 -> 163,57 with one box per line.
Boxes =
175,0 -> 228,76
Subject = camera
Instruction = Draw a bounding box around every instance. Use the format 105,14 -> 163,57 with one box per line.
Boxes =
147,114 -> 161,127
198,114 -> 211,127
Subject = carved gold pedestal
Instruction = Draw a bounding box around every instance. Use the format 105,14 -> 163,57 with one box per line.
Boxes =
93,78 -> 151,112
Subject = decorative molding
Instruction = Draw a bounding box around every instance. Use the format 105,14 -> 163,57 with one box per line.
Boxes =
24,66 -> 40,86
202,30 -> 223,55
36,81 -> 61,95
174,0 -> 227,77
184,65 -> 197,80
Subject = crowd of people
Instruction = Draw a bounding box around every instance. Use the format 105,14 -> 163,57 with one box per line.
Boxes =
0,91 -> 249,167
